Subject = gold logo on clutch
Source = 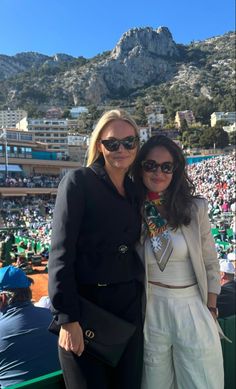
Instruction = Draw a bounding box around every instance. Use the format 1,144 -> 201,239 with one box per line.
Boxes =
85,329 -> 95,339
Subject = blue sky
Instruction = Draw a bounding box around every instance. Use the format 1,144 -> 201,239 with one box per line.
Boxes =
1,0 -> 235,58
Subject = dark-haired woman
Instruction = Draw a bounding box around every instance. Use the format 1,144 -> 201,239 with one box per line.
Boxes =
132,135 -> 224,389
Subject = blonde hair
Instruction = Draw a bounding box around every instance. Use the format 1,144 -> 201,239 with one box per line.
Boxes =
86,109 -> 139,166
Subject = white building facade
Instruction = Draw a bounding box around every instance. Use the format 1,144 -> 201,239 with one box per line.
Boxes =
70,106 -> 88,119
146,113 -> 164,127
211,112 -> 236,127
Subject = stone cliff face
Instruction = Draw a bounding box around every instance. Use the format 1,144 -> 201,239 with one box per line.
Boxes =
111,27 -> 178,59
71,26 -> 179,103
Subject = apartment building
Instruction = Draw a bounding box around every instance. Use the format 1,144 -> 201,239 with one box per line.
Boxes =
0,109 -> 27,128
144,103 -> 165,127
17,118 -> 68,153
144,103 -> 164,115
211,112 -> 236,127
175,110 -> 196,128
146,112 -> 164,127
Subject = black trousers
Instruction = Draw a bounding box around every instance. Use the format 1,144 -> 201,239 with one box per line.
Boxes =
59,280 -> 144,389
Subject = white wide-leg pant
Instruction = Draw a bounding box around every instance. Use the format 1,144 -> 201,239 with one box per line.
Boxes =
142,284 -> 224,389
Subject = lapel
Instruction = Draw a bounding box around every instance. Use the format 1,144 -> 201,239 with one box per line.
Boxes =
181,222 -> 199,264
181,221 -> 208,304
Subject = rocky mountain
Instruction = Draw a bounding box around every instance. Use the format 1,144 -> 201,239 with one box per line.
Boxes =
0,52 -> 79,80
0,26 -> 235,113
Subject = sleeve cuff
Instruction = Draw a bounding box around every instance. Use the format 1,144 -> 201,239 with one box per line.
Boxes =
54,311 -> 81,326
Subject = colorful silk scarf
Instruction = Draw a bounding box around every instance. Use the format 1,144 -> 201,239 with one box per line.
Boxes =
143,191 -> 173,271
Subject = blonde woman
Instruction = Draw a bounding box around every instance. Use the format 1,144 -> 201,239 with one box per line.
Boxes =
48,110 -> 144,389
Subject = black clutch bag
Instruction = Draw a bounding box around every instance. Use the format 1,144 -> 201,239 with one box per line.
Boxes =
48,296 -> 136,367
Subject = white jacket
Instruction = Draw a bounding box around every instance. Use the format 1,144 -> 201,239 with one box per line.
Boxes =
136,198 -> 229,341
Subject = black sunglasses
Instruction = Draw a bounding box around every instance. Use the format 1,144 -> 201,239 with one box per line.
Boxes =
100,136 -> 139,152
141,160 -> 176,174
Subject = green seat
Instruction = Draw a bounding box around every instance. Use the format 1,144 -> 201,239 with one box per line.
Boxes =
14,236 -> 21,244
218,315 -> 236,389
226,228 -> 234,239
8,370 -> 65,389
216,240 -> 231,250
36,242 -> 42,252
17,247 -> 26,254
211,228 -> 220,237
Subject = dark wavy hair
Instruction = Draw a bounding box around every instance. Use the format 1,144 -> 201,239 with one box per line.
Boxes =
132,135 -> 198,228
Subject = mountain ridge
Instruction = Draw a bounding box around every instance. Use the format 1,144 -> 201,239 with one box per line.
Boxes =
0,26 -> 235,117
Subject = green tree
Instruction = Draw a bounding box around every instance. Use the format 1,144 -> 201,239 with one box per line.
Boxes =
62,109 -> 71,118
213,126 -> 229,148
189,132 -> 201,148
192,97 -> 215,124
199,127 -> 229,149
163,121 -> 176,130
181,119 -> 188,131
180,129 -> 202,149
229,131 -> 236,145
133,99 -> 147,126
88,105 -> 101,121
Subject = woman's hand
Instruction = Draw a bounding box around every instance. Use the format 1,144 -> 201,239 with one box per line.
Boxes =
207,293 -> 218,321
209,309 -> 218,321
59,321 -> 84,356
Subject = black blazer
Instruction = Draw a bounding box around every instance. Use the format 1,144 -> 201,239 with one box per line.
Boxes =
48,160 -> 144,324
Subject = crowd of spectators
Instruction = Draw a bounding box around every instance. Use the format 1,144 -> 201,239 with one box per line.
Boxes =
0,196 -> 54,230
0,174 -> 61,188
188,153 -> 235,215
0,154 -> 234,259
0,152 -> 235,387
0,152 -> 235,260
188,153 -> 235,264
0,196 -> 53,267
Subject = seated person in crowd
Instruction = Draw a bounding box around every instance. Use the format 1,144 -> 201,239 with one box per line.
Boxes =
217,259 -> 236,318
0,266 -> 60,388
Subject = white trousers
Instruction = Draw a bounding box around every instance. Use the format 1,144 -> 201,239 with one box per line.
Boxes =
142,284 -> 224,389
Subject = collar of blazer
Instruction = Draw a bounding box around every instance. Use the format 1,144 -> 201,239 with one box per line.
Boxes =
89,158 -> 139,204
